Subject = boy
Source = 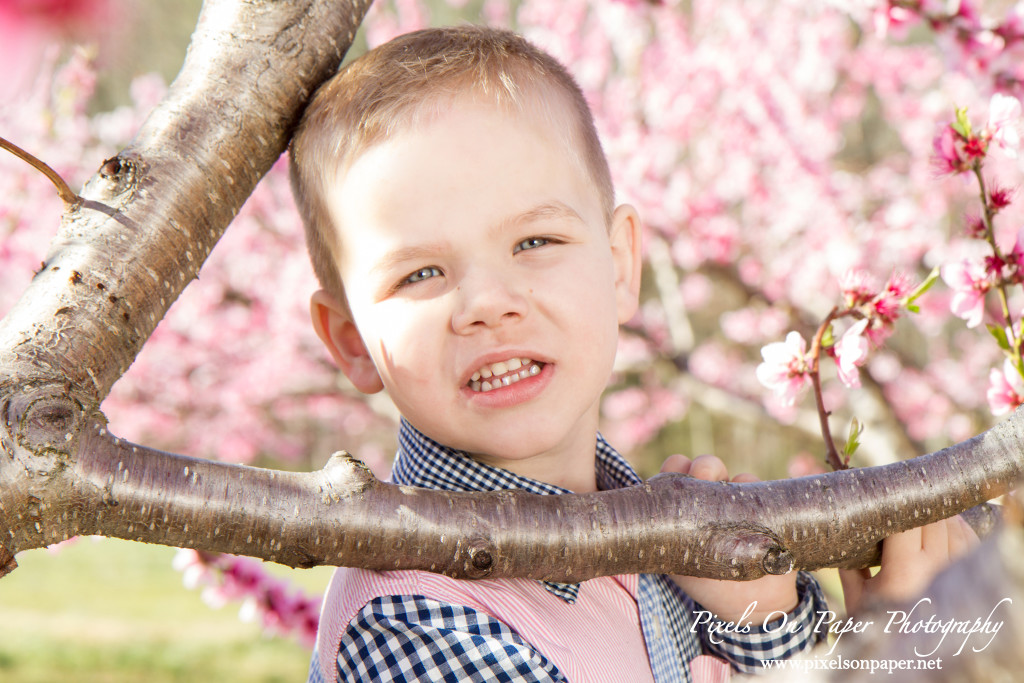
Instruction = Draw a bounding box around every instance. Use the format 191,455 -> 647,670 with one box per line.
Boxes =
290,25 -> 977,682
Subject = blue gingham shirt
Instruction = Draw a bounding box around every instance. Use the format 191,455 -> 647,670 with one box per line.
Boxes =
309,419 -> 827,682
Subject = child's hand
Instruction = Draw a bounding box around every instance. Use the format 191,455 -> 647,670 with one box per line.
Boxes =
662,454 -> 799,624
839,515 -> 979,614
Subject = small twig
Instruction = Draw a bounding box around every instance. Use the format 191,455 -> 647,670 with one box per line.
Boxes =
0,135 -> 81,207
972,162 -> 1024,384
972,163 -> 1015,336
808,307 -> 853,471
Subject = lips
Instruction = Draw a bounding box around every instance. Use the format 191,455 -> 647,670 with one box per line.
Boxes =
468,357 -> 544,392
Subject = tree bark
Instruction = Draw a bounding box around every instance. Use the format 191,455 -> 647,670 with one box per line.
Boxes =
0,0 -> 1019,587
0,0 -> 374,574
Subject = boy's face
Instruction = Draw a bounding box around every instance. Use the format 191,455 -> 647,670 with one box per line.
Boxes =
313,97 -> 641,489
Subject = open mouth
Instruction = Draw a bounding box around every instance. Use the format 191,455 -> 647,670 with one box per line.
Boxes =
468,357 -> 544,392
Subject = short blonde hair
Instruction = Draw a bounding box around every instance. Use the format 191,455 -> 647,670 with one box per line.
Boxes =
289,25 -> 614,303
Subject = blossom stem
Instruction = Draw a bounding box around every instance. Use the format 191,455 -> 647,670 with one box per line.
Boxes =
809,307 -> 851,471
0,135 -> 81,207
972,163 -> 1019,354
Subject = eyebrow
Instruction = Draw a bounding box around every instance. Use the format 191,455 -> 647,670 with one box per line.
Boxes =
499,200 -> 584,231
369,243 -> 451,279
370,200 -> 585,278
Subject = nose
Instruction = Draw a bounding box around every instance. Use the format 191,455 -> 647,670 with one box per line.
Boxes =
451,267 -> 529,334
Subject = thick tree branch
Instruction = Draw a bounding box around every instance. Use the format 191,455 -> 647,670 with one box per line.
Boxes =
0,0 -> 371,573
0,0 -> 371,399
0,405 -> 1015,582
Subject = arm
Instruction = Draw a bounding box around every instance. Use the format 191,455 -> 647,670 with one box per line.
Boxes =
661,455 -> 828,672
329,595 -> 566,683
681,570 -> 828,672
661,455 -> 807,623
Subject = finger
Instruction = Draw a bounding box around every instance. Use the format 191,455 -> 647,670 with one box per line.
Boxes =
838,567 -> 871,614
947,515 -> 980,559
880,526 -> 923,567
920,519 -> 950,562
961,515 -> 980,545
731,472 -> 760,484
660,454 -> 692,475
688,454 -> 729,482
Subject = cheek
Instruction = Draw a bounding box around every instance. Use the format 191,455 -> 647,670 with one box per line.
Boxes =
361,303 -> 447,375
557,256 -> 619,320
548,263 -> 621,360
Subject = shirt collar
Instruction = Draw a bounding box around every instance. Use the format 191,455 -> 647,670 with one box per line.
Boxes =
391,418 -> 643,603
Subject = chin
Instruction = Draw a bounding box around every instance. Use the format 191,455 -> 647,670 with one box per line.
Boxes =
464,431 -> 571,466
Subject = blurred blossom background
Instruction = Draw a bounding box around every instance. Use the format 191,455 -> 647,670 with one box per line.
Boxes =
4,0 -> 1024,679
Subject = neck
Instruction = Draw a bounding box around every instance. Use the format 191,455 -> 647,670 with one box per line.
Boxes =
469,428 -> 599,493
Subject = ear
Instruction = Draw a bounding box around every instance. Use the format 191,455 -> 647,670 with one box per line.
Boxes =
609,204 -> 643,324
310,290 -> 385,394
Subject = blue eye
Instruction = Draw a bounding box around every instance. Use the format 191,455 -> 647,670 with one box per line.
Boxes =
514,237 -> 549,254
403,266 -> 443,285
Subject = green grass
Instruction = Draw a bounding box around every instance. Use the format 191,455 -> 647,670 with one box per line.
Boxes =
0,538 -> 335,682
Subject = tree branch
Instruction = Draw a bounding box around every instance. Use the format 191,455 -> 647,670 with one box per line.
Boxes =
0,136 -> 81,206
0,0 -> 1019,594
0,0 -> 371,574
0,0 -> 372,399
0,406 -> 1015,582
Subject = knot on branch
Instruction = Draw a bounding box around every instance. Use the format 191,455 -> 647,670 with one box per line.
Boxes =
762,545 -> 794,576
319,451 -> 376,502
91,154 -> 139,199
465,539 -> 495,579
708,529 -> 792,579
6,386 -> 83,458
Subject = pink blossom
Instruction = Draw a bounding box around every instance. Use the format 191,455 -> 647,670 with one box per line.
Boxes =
993,227 -> 1024,285
600,385 -> 686,453
171,549 -> 321,647
884,270 -> 913,299
987,93 -> 1022,157
834,319 -> 870,388
756,332 -> 813,406
965,214 -> 987,239
872,271 -> 913,323
988,184 -> 1015,211
963,135 -> 987,160
941,259 -> 990,328
0,0 -> 116,100
932,125 -> 968,174
987,359 -> 1024,415
45,536 -> 81,554
872,3 -> 917,40
834,270 -> 910,345
720,306 -> 787,344
687,342 -> 740,387
839,269 -> 875,307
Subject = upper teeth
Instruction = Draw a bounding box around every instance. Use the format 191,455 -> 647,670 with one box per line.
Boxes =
471,357 -> 526,381
469,357 -> 541,392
